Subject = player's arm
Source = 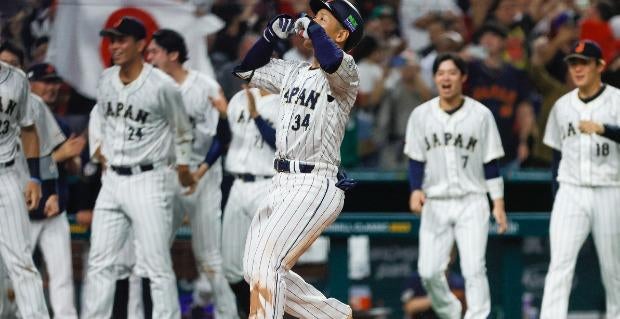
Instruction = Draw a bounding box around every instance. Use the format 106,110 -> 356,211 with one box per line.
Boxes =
245,87 -> 276,149
160,84 -> 194,187
18,80 -> 42,210
296,16 -> 358,96
482,111 -> 507,234
233,15 -> 296,94
543,104 -> 563,197
403,110 -> 427,214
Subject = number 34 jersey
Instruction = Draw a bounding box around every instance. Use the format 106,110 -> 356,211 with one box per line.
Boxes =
96,63 -> 193,167
404,96 -> 504,198
249,54 -> 359,166
544,85 -> 620,186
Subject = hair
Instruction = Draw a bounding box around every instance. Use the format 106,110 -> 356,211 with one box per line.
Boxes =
0,40 -> 25,67
432,52 -> 468,75
595,0 -> 617,22
152,29 -> 188,64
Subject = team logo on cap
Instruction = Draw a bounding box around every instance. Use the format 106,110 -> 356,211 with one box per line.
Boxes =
344,14 -> 358,31
575,41 -> 585,53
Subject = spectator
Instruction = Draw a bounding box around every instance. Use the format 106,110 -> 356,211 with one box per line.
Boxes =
376,53 -> 432,169
399,0 -> 462,52
216,32 -> 259,100
465,22 -> 536,166
538,10 -> 580,83
579,0 -> 618,64
419,29 -> 464,92
487,0 -> 536,69
527,36 -> 571,165
355,36 -> 390,166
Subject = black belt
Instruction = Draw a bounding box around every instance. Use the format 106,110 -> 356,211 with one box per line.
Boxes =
232,173 -> 272,182
273,158 -> 314,173
110,164 -> 154,176
0,159 -> 15,168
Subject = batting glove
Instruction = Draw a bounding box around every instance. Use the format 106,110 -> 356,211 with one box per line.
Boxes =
336,169 -> 357,192
294,15 -> 313,39
264,14 -> 295,43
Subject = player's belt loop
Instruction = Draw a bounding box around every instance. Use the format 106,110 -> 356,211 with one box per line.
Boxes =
0,159 -> 15,169
273,158 -> 314,174
110,163 -> 154,176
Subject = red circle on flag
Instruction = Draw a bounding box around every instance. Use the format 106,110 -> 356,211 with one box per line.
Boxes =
99,7 -> 159,67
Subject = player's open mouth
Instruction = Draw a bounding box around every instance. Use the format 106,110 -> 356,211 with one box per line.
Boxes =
440,84 -> 452,90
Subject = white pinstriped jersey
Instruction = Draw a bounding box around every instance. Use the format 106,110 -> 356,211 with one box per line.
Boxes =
96,63 -> 193,166
225,88 -> 279,176
88,104 -> 103,159
249,54 -> 359,166
404,96 -> 504,198
543,85 -> 620,186
29,94 -> 65,156
178,70 -> 220,166
0,61 -> 33,163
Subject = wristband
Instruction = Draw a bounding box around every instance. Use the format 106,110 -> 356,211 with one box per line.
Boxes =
27,157 -> 41,180
486,177 -> 504,200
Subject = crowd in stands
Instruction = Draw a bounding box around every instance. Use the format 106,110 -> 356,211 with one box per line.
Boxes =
1,0 -> 620,175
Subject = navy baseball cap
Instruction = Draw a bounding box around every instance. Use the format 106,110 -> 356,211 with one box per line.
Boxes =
100,16 -> 146,40
564,40 -> 603,62
310,0 -> 364,51
27,63 -> 62,82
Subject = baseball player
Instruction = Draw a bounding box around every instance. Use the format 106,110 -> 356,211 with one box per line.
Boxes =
404,52 -> 507,319
216,85 -> 280,317
81,16 -> 194,319
541,40 -> 620,319
22,63 -> 83,319
0,59 -> 49,317
233,0 -> 364,317
145,28 -> 238,318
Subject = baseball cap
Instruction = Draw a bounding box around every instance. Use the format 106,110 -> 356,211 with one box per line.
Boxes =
27,63 -> 62,82
564,40 -> 603,62
100,16 -> 146,40
310,0 -> 364,51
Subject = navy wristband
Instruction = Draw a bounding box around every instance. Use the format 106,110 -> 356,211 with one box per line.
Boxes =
27,158 -> 41,180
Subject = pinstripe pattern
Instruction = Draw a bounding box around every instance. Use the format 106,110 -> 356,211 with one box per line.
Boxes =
225,88 -> 280,176
81,168 -> 180,319
404,96 -> 503,319
417,194 -> 490,319
541,184 -> 620,319
242,174 -> 351,319
173,160 -> 238,317
541,85 -> 620,318
222,178 -> 272,283
0,62 -> 33,163
250,54 -> 358,167
29,213 -> 77,318
0,168 -> 48,318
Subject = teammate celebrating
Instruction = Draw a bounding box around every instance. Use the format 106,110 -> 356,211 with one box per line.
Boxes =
541,40 -> 620,318
404,53 -> 507,319
0,59 -> 49,318
220,85 -> 279,317
81,17 -> 194,319
233,0 -> 364,317
145,28 -> 238,318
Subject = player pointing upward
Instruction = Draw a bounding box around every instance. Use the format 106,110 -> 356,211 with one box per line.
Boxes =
541,40 -> 620,319
233,0 -> 363,318
404,53 -> 507,319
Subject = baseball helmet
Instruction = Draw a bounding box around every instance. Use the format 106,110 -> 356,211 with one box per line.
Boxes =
309,0 -> 364,51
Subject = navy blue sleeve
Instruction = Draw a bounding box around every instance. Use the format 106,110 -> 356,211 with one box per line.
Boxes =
233,37 -> 274,80
307,21 -> 344,74
483,159 -> 500,180
602,124 -> 620,143
408,159 -> 425,192
203,118 -> 231,166
552,150 -> 561,198
253,115 -> 276,149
